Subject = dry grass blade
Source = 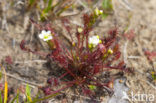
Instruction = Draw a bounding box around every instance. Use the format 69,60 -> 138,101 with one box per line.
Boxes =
0,64 -> 8,103
119,0 -> 133,11
1,71 -> 43,87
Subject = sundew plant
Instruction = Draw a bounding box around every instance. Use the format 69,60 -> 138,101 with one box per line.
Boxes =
20,8 -> 132,98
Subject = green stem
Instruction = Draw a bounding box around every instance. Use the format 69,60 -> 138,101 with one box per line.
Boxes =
30,84 -> 74,103
30,93 -> 59,103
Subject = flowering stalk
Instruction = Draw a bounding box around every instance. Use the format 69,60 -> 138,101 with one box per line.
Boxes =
38,30 -> 56,49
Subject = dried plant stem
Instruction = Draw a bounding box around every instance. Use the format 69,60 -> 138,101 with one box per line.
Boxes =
0,64 -> 8,103
14,60 -> 47,64
123,41 -> 128,64
1,71 -> 43,87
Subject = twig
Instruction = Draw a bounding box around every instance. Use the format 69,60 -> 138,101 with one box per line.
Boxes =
123,41 -> 128,64
71,20 -> 84,27
119,0 -> 133,11
14,60 -> 47,64
1,71 -> 44,87
76,0 -> 91,13
61,11 -> 80,17
93,0 -> 102,8
145,80 -> 156,90
128,56 -> 140,59
1,0 -> 9,31
14,1 -> 24,7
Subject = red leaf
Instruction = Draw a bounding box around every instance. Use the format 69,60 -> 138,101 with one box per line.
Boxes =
117,61 -> 125,68
42,87 -> 51,95
29,18 -> 42,30
5,56 -> 13,64
124,30 -> 135,40
82,88 -> 93,96
54,78 -> 59,86
144,50 -> 156,60
108,28 -> 118,37
114,52 -> 121,60
93,65 -> 101,74
20,40 -> 27,51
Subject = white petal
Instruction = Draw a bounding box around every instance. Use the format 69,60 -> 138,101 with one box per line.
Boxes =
89,38 -> 92,43
41,30 -> 47,34
49,36 -> 53,39
47,31 -> 51,34
100,10 -> 103,14
89,35 -> 101,46
39,34 -> 44,39
43,39 -> 48,41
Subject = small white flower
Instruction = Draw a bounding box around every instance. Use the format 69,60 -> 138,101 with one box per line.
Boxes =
89,35 -> 101,47
39,30 -> 53,41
